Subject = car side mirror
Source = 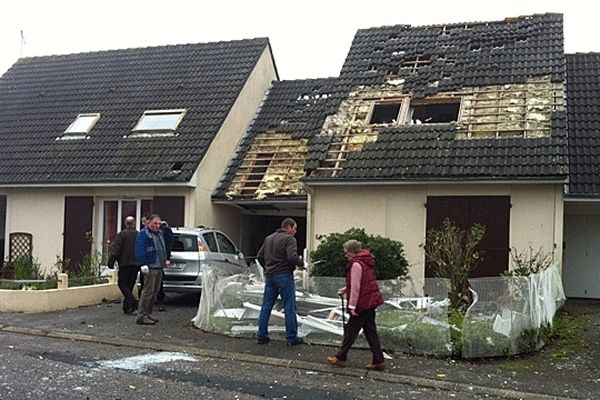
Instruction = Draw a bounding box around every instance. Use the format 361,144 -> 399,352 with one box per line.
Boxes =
238,251 -> 244,260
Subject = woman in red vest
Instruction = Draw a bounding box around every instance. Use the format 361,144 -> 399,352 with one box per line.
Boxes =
327,239 -> 386,370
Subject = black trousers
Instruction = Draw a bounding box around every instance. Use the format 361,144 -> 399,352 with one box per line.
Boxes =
335,307 -> 384,364
139,269 -> 165,302
117,266 -> 140,312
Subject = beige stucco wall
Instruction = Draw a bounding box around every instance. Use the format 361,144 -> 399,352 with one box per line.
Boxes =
3,186 -> 193,275
193,46 -> 278,246
308,183 -> 564,280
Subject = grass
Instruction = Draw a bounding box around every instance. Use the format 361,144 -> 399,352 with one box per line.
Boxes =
547,309 -> 589,359
499,360 -> 532,372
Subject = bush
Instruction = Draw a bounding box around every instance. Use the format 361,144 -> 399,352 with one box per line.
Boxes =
13,255 -> 44,280
310,228 -> 409,280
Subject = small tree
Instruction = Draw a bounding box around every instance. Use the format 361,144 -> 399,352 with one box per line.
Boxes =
310,228 -> 409,280
422,218 -> 485,311
504,246 -> 553,277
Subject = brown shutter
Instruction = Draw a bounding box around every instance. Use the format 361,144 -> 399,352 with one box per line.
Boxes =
425,196 -> 510,277
152,196 -> 185,227
63,196 -> 94,273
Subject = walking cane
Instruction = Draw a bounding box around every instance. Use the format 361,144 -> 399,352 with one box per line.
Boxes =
339,293 -> 346,333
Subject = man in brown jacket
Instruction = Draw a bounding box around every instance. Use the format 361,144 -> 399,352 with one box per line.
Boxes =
256,218 -> 304,346
108,216 -> 140,315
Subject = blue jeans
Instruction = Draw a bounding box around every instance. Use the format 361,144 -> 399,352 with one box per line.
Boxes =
258,272 -> 298,342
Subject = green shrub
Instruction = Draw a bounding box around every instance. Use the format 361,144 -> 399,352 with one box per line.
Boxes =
310,228 -> 409,280
13,255 -> 44,280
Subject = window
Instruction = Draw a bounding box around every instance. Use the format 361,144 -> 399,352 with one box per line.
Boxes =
202,232 -> 218,252
131,109 -> 186,136
369,102 -> 402,124
409,99 -> 460,124
100,198 -> 152,262
172,234 -> 199,252
216,232 -> 236,254
61,113 -> 100,139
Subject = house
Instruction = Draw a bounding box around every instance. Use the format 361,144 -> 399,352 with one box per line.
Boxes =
562,53 -> 600,298
0,38 -> 278,273
214,14 -> 567,280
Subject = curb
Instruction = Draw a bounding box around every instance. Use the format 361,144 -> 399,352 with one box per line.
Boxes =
1,324 -> 576,400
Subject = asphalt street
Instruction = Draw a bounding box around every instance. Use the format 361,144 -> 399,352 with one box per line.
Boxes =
0,331 -> 503,400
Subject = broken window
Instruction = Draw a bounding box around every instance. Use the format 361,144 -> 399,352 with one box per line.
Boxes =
370,102 -> 402,124
409,99 -> 461,124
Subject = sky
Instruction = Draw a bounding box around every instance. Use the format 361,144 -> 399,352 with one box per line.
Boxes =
0,1 -> 595,80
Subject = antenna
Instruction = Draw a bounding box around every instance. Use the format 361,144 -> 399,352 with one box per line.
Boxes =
20,30 -> 26,58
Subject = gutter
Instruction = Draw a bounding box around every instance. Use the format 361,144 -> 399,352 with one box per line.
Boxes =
0,181 -> 196,188
303,178 -> 567,187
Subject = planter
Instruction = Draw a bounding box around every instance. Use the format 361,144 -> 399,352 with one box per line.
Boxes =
0,271 -> 121,313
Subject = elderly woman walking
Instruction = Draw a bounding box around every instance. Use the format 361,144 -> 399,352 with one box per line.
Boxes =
327,239 -> 386,370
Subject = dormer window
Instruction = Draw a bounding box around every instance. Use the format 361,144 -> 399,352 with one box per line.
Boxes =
369,102 -> 402,124
408,98 -> 461,124
131,109 -> 186,137
60,113 -> 100,139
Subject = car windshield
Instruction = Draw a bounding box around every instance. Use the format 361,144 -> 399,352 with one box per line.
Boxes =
171,234 -> 199,252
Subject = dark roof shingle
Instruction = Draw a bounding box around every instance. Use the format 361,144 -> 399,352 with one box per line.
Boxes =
0,38 -> 269,184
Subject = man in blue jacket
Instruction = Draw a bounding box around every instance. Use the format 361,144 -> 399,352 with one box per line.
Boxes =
135,214 -> 170,325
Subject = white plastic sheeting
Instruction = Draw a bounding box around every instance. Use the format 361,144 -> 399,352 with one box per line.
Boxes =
193,262 -> 565,358
462,262 -> 565,358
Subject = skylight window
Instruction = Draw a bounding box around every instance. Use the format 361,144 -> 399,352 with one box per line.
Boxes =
131,109 -> 186,136
61,113 -> 100,139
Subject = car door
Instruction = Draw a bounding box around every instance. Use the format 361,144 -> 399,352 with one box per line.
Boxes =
215,231 -> 247,274
200,231 -> 228,271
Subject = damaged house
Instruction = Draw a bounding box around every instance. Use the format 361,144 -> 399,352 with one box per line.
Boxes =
0,38 -> 277,272
214,13 -> 568,281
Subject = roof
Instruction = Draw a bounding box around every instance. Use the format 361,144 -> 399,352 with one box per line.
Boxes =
566,53 -> 600,197
0,38 -> 270,185
214,14 -> 568,202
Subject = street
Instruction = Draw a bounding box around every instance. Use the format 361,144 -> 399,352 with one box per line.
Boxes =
0,331 -> 501,400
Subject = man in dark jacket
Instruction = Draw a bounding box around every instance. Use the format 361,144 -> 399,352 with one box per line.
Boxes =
135,214 -> 170,325
107,216 -> 140,315
256,218 -> 304,346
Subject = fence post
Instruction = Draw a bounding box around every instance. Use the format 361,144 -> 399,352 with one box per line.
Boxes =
57,273 -> 69,290
108,269 -> 118,284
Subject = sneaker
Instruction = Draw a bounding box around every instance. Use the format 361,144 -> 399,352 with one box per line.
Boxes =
286,338 -> 304,346
147,315 -> 159,322
136,317 -> 156,325
326,356 -> 347,368
257,337 -> 271,345
365,362 -> 386,371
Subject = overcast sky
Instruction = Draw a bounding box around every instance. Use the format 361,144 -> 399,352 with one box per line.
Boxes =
0,1 -> 595,80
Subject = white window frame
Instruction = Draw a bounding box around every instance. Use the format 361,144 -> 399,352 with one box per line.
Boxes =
97,198 -> 152,263
60,113 -> 101,140
130,109 -> 187,137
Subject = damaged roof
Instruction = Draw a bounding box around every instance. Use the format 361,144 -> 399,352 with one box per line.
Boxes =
566,53 -> 600,197
0,38 -> 270,185
215,13 -> 568,201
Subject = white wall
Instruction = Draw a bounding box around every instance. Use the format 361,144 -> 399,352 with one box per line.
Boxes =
3,186 -> 192,275
193,46 -> 277,246
308,183 -> 563,280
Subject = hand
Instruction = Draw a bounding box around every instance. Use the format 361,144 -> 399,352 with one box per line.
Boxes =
140,265 -> 149,274
350,309 -> 358,317
337,287 -> 347,296
165,260 -> 172,267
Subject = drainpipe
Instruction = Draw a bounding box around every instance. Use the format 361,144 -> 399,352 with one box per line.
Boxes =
301,180 -> 315,291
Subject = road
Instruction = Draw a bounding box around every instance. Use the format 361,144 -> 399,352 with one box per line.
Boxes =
0,330 -> 504,400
